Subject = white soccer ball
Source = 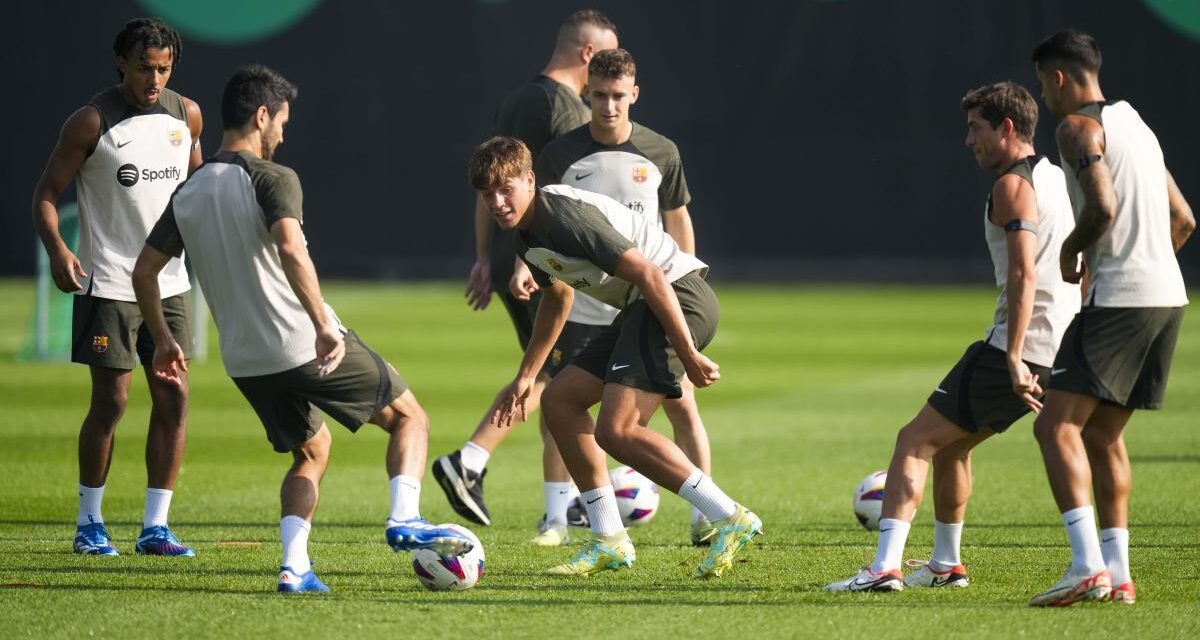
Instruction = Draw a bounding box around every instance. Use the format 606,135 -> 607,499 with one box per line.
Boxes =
853,471 -> 887,531
411,524 -> 485,591
609,466 -> 660,527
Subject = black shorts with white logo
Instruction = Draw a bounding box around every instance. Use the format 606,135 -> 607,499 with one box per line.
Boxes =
546,321 -> 607,378
568,271 -> 718,399
928,341 -> 1050,433
1048,306 -> 1184,410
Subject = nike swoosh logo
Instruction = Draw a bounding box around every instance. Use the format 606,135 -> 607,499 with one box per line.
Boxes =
1051,368 -> 1068,376
611,364 -> 631,371
574,172 -> 593,180
933,387 -> 948,394
1101,537 -> 1115,543
1067,517 -> 1084,526
116,140 -> 133,148
586,496 -> 602,504
879,528 -> 893,533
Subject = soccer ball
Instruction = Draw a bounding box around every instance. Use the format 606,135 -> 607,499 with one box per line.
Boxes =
853,471 -> 887,531
609,466 -> 660,527
411,524 -> 485,591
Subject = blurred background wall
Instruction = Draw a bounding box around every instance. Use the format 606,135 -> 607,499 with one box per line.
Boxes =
5,0 -> 1198,281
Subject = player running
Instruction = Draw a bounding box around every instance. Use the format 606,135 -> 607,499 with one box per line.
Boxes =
32,17 -> 203,558
436,9 -> 619,530
824,82 -> 1080,592
529,48 -> 715,546
132,65 -> 471,593
468,137 -> 761,579
1027,30 -> 1193,607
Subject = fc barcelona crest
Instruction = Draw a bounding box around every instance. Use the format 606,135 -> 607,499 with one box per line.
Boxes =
168,129 -> 184,146
551,348 -> 563,367
632,166 -> 649,183
92,336 -> 109,353
546,257 -> 564,272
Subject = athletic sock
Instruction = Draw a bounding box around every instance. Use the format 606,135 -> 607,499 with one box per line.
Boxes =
1100,527 -> 1131,585
1062,506 -> 1106,574
691,506 -> 706,525
543,482 -> 573,526
459,441 -> 490,474
280,515 -> 312,575
677,469 -> 737,522
870,518 -> 912,573
386,475 -> 421,525
929,520 -> 963,571
143,488 -> 173,529
580,486 -> 624,537
77,484 -> 105,526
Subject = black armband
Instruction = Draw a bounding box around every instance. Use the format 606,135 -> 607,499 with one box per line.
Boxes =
1004,219 -> 1038,235
1076,154 -> 1103,173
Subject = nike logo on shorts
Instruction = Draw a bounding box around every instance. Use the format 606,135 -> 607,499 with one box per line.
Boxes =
611,364 -> 631,371
575,172 -> 593,180
1052,368 -> 1068,376
116,140 -> 133,148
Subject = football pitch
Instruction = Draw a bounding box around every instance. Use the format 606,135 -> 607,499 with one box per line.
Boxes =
1,279 -> 1197,638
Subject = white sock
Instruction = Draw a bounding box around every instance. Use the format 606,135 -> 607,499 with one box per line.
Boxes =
871,518 -> 911,573
459,441 -> 490,474
691,506 -> 706,525
1062,506 -> 1105,573
77,484 -> 105,526
929,520 -> 963,571
386,475 -> 421,525
143,488 -> 173,529
677,469 -> 737,522
1100,527 -> 1131,585
544,482 -> 573,526
580,485 -> 624,537
281,515 -> 312,575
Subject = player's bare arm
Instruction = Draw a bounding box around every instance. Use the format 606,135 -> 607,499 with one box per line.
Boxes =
271,217 -> 345,375
132,245 -> 187,386
466,197 -> 494,310
662,205 -> 696,254
1166,169 -> 1194,252
495,279 -> 573,427
991,174 -> 1042,412
611,249 -> 719,388
183,96 -> 204,173
1055,115 -> 1117,283
31,105 -> 101,293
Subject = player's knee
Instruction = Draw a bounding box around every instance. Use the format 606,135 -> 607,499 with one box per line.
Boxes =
593,421 -> 629,455
1081,425 -> 1119,449
895,422 -> 933,458
87,392 -> 128,426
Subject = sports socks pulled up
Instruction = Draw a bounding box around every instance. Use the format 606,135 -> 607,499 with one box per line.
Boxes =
281,515 -> 312,575
580,485 -> 624,537
930,520 -> 963,571
459,441 -> 490,474
1062,505 -> 1106,574
386,475 -> 421,525
543,482 -> 574,526
144,488 -> 173,529
1100,527 -> 1131,585
77,484 -> 105,526
677,469 -> 736,522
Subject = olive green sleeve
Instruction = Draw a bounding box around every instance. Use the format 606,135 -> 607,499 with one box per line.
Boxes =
145,202 -> 185,258
250,163 -> 304,228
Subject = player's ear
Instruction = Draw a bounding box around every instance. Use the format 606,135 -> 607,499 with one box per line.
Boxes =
116,55 -> 127,77
630,85 -> 640,104
580,42 -> 595,64
255,105 -> 270,131
1001,117 -> 1016,141
1054,69 -> 1066,90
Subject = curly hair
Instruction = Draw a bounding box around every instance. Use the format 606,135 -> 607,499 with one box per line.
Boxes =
112,17 -> 182,81
468,137 -> 533,190
589,48 -> 636,80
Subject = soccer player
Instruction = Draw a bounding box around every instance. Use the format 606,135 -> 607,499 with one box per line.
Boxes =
824,82 -> 1080,592
467,137 -> 762,578
529,48 -> 715,546
31,18 -> 203,557
131,65 -> 471,593
1027,30 -> 1193,607
437,9 -> 619,528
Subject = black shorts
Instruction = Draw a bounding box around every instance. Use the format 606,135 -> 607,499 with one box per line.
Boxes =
928,341 -> 1050,433
490,228 -> 540,350
546,321 -> 607,378
71,293 -> 192,370
232,331 -> 409,453
1048,306 -> 1184,410
569,271 -> 718,399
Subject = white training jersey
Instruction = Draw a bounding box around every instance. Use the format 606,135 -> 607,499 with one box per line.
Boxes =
146,151 -> 337,378
1061,100 -> 1187,308
982,156 -> 1081,367
535,123 -> 691,325
74,86 -> 192,302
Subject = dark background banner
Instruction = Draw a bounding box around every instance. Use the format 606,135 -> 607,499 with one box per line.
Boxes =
5,0 -> 1198,281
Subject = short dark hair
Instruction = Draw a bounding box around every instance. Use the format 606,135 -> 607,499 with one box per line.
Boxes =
468,137 -> 532,190
589,48 -> 636,80
556,9 -> 618,52
112,17 -> 182,81
961,81 -> 1038,143
1031,30 -> 1102,83
221,65 -> 298,131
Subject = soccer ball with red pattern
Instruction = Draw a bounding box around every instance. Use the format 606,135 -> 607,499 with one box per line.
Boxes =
609,466 -> 660,527
411,524 -> 485,591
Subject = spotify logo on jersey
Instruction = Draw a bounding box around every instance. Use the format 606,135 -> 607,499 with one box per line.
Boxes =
117,164 -> 140,187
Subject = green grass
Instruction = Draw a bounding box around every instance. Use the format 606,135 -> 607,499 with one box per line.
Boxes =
1,278 -> 1197,638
